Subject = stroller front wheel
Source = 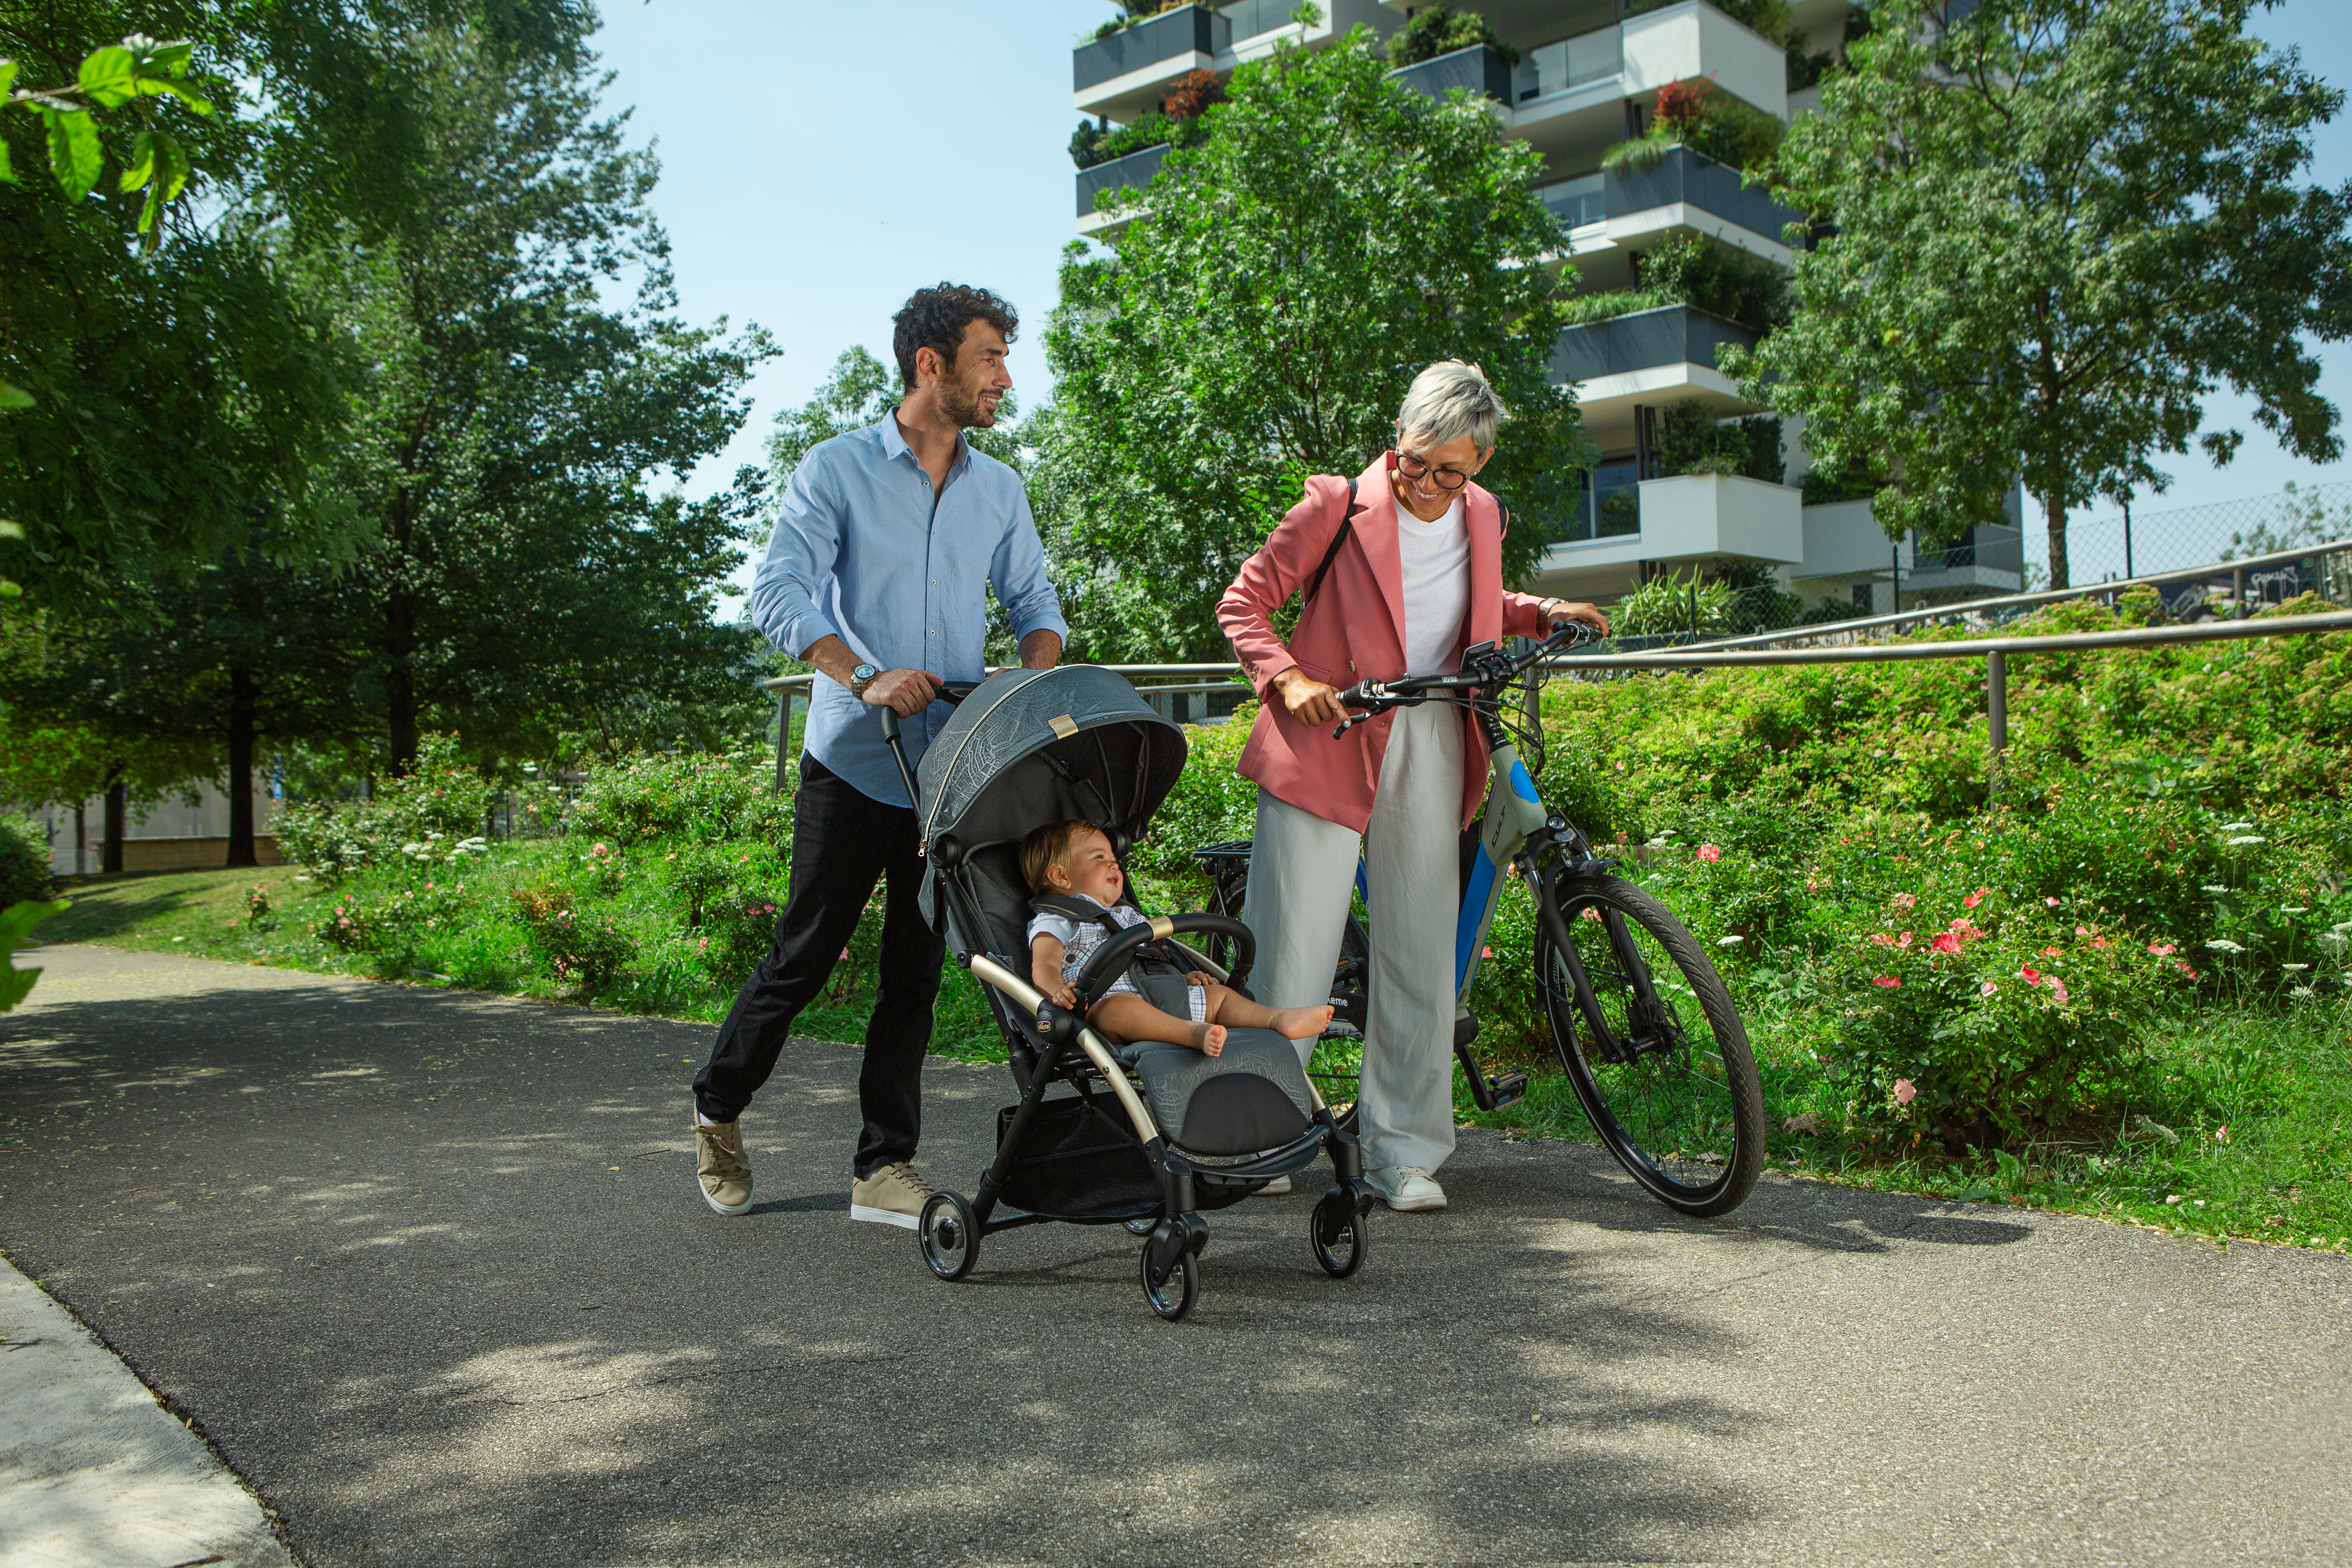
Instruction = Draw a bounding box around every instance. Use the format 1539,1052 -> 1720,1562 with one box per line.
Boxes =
1309,1194 -> 1368,1278
919,1190 -> 980,1282
1139,1245 -> 1198,1321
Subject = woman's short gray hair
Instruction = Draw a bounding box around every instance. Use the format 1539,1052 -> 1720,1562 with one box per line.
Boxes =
1396,359 -> 1509,453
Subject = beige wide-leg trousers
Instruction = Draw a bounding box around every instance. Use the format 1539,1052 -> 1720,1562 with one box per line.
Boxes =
1241,704 -> 1463,1175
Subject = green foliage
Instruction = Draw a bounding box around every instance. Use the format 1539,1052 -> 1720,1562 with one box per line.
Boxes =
0,814 -> 53,907
1385,5 -> 1519,69
510,885 -> 637,992
569,749 -> 788,848
1558,236 -> 1789,335
2,895 -> 69,1012
1040,29 -> 1588,659
1069,110 -> 1212,171
1738,0 -> 2352,581
269,735 -> 497,881
1627,0 -> 1791,36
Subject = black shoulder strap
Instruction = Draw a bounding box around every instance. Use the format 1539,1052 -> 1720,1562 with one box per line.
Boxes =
1301,475 -> 1358,609
1029,891 -> 1124,938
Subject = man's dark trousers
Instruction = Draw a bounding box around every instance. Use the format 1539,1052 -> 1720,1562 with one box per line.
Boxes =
694,752 -> 944,1177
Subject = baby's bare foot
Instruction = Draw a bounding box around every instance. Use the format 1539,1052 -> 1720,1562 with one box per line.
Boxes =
1271,1004 -> 1335,1041
1192,1023 -> 1226,1057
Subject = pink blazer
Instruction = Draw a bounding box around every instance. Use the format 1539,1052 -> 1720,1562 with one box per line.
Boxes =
1218,453 -> 1553,833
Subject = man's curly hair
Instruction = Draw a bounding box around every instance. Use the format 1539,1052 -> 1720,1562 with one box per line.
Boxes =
892,283 -> 1019,390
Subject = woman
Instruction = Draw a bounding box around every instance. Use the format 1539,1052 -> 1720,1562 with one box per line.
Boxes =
1216,361 -> 1606,1212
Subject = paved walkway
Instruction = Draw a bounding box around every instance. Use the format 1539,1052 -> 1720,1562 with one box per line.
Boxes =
2,943 -> 2347,1568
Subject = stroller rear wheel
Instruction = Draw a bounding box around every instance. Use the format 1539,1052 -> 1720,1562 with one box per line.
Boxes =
1139,1245 -> 1198,1322
1309,1192 -> 1368,1278
919,1191 -> 980,1281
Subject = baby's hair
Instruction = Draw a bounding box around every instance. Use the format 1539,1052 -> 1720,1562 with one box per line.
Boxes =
1020,820 -> 1104,894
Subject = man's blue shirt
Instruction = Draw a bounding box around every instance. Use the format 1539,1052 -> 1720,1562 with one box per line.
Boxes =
748,412 -> 1066,807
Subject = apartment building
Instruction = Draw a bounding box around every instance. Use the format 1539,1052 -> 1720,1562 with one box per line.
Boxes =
1067,0 -> 2023,616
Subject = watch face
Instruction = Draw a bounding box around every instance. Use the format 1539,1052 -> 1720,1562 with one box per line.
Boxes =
852,664 -> 878,684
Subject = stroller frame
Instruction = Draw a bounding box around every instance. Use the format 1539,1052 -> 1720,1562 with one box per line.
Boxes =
879,682 -> 1379,1321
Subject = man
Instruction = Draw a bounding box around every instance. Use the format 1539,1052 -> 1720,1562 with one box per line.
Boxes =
692,283 -> 1065,1226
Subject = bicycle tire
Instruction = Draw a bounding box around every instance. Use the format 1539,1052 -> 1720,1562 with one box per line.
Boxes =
1535,873 -> 1763,1217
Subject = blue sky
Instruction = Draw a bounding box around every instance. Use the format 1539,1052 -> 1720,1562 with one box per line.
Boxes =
589,0 -> 2352,595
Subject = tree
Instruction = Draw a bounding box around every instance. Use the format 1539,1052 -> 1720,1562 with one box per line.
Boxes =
307,24 -> 773,774
1740,0 -> 2352,587
0,3 -> 591,610
1036,29 -> 1588,660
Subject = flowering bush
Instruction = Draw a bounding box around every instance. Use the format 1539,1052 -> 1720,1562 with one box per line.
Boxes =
568,749 -> 787,848
1808,890 -> 2195,1145
510,886 -> 637,991
274,736 -> 498,880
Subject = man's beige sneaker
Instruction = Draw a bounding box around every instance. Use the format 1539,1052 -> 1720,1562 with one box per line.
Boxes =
851,1161 -> 935,1229
695,1116 -> 753,1215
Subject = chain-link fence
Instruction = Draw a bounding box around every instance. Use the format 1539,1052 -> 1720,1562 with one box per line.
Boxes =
2025,479 -> 2352,586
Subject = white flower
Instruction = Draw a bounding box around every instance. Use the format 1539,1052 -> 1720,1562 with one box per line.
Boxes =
2205,939 -> 2247,953
2291,985 -> 2317,999
2282,963 -> 2310,973
2221,821 -> 2254,831
2225,835 -> 2267,846
2202,885 -> 2232,894
1717,935 -> 1744,947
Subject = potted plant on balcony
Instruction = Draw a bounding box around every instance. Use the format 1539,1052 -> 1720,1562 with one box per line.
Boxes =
1604,79 -> 1784,176
1384,4 -> 1520,69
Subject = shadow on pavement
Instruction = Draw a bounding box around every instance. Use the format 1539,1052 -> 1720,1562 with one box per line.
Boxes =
0,958 -> 2222,1566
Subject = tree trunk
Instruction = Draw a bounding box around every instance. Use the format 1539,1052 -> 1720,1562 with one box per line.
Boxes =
386,477 -> 420,776
226,665 -> 258,869
74,801 -> 87,878
2044,490 -> 2069,590
102,765 -> 127,875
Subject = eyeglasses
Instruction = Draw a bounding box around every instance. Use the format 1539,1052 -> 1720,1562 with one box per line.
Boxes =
1396,451 -> 1472,490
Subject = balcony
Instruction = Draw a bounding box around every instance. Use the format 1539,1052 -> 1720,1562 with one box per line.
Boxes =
1794,500 -> 2026,594
1502,1 -> 1790,164
1535,473 -> 1804,597
1535,171 -> 1607,230
1606,144 -> 1800,248
1075,143 -> 1171,232
1550,303 -> 1761,448
1074,6 -> 1222,109
1390,43 -> 1516,107
1513,27 -> 1623,102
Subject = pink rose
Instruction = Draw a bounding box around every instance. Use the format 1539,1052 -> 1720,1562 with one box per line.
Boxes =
1979,980 -> 1998,996
1871,976 -> 1901,989
2042,946 -> 2062,958
2149,942 -> 2176,956
1697,844 -> 1722,863
1963,887 -> 1988,909
2049,978 -> 2071,1004
1894,1078 -> 1918,1105
1892,893 -> 1917,909
2045,896 -> 2060,907
1931,933 -> 1962,956
2021,965 -> 2042,985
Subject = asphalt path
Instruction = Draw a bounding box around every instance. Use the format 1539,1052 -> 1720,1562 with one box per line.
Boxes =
2,942 -> 2347,1568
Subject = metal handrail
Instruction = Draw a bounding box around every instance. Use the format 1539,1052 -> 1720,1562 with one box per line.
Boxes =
1679,536 -> 2352,651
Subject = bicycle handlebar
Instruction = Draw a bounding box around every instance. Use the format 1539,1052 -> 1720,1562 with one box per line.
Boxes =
1330,621 -> 1603,737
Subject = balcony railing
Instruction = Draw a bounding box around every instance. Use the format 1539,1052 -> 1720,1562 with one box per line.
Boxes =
1217,0 -> 1298,44
1076,143 -> 1170,218
1550,304 -> 1760,385
1074,5 -> 1221,94
1606,145 -> 1802,245
1388,43 -> 1516,106
1534,172 -> 1606,229
1513,27 -> 1623,102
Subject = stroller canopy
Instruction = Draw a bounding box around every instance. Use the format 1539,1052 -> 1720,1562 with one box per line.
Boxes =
915,666 -> 1187,859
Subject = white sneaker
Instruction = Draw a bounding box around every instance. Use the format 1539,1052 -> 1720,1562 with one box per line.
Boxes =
850,1161 -> 934,1229
1366,1165 -> 1446,1212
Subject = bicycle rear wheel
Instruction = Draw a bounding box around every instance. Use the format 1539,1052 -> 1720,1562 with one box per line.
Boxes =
1535,873 -> 1762,1216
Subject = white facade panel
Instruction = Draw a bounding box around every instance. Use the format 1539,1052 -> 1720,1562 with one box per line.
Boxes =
1621,0 -> 1788,120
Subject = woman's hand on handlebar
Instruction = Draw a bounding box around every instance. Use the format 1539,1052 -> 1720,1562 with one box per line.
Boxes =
1271,666 -> 1345,727
1547,599 -> 1609,636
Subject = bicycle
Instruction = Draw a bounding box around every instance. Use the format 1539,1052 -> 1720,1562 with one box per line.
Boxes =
1193,623 -> 1765,1218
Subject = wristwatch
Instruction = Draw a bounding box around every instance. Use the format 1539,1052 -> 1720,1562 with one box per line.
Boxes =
849,662 -> 880,698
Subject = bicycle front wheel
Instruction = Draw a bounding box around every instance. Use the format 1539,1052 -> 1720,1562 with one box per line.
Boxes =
1535,873 -> 1763,1216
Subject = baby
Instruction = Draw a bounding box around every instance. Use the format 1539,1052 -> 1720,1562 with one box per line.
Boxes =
1022,820 -> 1332,1057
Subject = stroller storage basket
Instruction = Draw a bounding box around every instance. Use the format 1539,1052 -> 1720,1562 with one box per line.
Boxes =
993,1093 -> 1159,1221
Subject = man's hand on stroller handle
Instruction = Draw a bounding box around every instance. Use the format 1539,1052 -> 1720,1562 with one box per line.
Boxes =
864,668 -> 947,717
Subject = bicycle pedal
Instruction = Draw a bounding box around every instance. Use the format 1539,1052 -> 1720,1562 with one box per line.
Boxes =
1486,1070 -> 1528,1109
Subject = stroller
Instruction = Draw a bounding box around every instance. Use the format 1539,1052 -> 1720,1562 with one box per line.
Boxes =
882,666 -> 1377,1321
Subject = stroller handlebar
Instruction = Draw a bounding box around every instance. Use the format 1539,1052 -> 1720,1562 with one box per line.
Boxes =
1072,912 -> 1256,1011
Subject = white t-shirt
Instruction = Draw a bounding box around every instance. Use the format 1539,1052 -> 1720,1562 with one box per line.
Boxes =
1396,495 -> 1469,676
1027,894 -> 1148,999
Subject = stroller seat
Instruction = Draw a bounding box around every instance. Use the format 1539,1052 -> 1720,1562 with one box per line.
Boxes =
958,841 -> 1315,1160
